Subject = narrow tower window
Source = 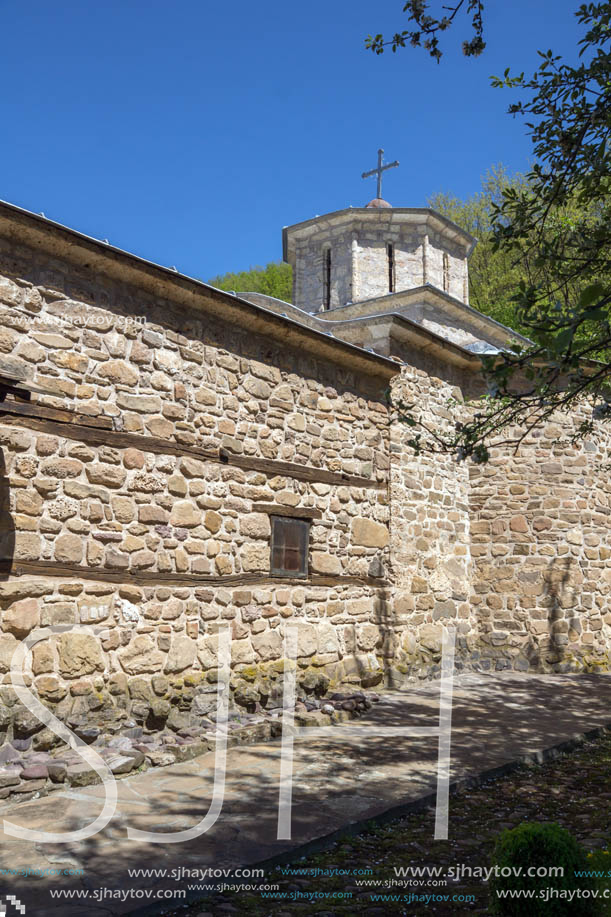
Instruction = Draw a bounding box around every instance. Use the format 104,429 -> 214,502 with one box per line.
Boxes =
322,248 -> 331,309
387,243 -> 395,293
442,252 -> 450,293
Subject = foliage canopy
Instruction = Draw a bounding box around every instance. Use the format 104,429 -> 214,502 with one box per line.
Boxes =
208,261 -> 292,303
380,2 -> 611,461
428,166 -> 532,332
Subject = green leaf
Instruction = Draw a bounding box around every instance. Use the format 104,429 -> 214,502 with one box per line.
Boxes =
579,282 -> 606,308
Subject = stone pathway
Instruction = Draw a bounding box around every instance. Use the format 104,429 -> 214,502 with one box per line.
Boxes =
0,672 -> 610,917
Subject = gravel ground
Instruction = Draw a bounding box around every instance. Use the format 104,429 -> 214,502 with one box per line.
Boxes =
165,729 -> 611,916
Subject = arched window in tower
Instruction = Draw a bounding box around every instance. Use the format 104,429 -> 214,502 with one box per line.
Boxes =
442,252 -> 450,293
387,243 -> 395,293
322,247 -> 331,309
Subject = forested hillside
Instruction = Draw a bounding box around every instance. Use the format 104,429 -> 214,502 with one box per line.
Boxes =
208,261 -> 292,303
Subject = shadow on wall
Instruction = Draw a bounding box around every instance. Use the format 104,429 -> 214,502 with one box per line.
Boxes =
0,447 -> 14,580
362,554 -> 602,680
544,555 -> 573,666
512,555 -> 591,674
372,588 -> 404,686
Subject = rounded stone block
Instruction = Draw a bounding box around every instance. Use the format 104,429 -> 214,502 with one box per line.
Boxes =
252,629 -> 283,661
164,636 -> 197,674
351,518 -> 389,548
119,635 -> 165,675
2,598 -> 40,638
58,633 -> 105,678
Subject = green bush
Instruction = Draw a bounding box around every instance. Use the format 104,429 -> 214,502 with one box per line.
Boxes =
489,822 -> 600,915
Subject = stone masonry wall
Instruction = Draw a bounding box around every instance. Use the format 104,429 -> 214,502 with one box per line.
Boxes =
293,235 -> 353,313
387,365 -> 474,681
0,262 -> 386,478
386,365 -> 611,680
469,408 -> 611,674
0,233 -> 394,742
357,226 -> 466,305
292,222 -> 467,313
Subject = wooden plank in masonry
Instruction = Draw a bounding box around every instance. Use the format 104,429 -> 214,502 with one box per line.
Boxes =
0,411 -> 218,462
219,449 -> 385,490
0,401 -> 387,490
0,374 -> 78,403
0,398 -> 113,430
6,558 -> 386,588
252,503 -> 323,520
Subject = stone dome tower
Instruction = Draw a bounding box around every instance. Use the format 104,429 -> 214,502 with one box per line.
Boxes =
282,205 -> 476,313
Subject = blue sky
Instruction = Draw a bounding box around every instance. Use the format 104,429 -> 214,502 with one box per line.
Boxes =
1,0 -> 581,281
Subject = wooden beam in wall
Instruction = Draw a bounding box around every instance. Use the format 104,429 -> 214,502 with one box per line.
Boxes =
0,398 -> 113,430
252,503 -> 323,520
219,450 -> 384,490
0,403 -> 387,490
3,558 -> 385,589
0,408 -> 217,462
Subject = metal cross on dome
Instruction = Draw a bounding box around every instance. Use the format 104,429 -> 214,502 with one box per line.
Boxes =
361,148 -> 399,200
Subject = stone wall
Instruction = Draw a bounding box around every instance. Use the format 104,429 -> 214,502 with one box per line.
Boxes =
290,220 -> 468,313
469,408 -> 611,674
387,365 -> 474,681
0,264 -> 387,479
294,235 -> 354,313
0,231 -> 395,741
385,364 -> 611,680
356,226 -> 466,305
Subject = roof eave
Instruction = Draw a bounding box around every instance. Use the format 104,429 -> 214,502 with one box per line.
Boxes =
283,207 -> 477,257
0,200 -> 399,385
332,312 -> 482,370
322,285 -> 532,348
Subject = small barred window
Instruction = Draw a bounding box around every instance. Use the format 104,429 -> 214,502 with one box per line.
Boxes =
270,516 -> 310,578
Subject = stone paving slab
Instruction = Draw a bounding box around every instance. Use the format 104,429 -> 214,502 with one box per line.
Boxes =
0,672 -> 610,916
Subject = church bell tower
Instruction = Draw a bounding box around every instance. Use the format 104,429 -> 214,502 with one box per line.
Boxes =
282,150 -> 475,314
